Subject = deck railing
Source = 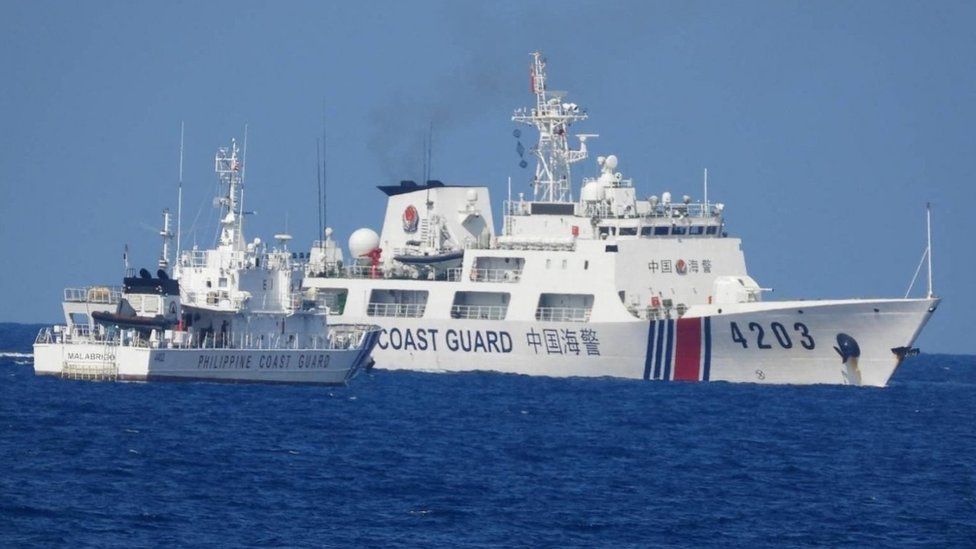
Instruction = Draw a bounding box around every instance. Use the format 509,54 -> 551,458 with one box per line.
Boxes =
450,304 -> 507,320
36,324 -> 379,351
366,302 -> 426,318
534,307 -> 592,323
446,268 -> 521,283
63,287 -> 122,304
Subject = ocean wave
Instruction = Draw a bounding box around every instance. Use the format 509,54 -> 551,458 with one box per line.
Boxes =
0,351 -> 33,359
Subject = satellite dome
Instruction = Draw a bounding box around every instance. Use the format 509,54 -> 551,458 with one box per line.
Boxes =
580,181 -> 605,202
605,155 -> 619,170
349,228 -> 380,258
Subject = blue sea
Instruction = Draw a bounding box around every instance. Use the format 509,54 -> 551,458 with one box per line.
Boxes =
1,323 -> 974,547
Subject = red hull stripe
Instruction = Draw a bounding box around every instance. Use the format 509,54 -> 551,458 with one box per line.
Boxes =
673,317 -> 702,382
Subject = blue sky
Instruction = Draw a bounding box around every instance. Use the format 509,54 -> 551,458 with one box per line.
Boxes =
2,1 -> 973,353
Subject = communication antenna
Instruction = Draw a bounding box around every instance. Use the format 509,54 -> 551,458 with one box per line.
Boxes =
926,202 -> 934,298
322,118 -> 328,235
239,123 -> 249,240
703,168 -> 709,216
176,122 -> 184,262
159,209 -> 172,269
316,137 -> 323,239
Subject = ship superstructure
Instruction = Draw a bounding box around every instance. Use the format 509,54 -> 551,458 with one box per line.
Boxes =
301,52 -> 938,387
34,139 -> 380,385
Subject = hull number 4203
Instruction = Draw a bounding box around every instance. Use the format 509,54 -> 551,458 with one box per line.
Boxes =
729,321 -> 815,350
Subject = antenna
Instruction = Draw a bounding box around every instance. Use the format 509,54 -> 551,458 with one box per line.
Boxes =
328,119 -> 329,232
176,121 -> 184,263
316,137 -> 323,239
926,202 -> 934,298
239,123 -> 248,241
703,168 -> 708,216
159,209 -> 172,269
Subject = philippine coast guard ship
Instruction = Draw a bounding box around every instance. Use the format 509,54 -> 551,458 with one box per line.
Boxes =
34,139 -> 380,384
301,52 -> 939,387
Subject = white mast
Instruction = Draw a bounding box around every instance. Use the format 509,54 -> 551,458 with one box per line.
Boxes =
214,139 -> 245,250
926,202 -> 934,298
512,52 -> 590,203
176,121 -> 184,263
158,209 -> 172,270
703,168 -> 709,216
239,124 -> 248,244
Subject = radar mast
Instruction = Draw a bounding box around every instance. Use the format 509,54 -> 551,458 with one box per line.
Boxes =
512,52 -> 591,203
214,139 -> 245,250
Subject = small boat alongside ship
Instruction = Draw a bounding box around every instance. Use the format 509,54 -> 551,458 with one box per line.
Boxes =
33,139 -> 380,384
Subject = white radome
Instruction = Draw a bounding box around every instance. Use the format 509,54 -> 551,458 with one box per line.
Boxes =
349,228 -> 380,258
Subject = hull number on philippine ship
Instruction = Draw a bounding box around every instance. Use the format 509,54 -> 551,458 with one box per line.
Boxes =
729,321 -> 815,350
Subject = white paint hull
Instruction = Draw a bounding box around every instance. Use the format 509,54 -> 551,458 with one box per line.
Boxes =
33,332 -> 380,386
331,298 -> 937,387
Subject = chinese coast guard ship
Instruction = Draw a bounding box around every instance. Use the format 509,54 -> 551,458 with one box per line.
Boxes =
303,52 -> 939,387
34,139 -> 380,385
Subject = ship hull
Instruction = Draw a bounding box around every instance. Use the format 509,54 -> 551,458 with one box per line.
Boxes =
333,298 -> 937,387
33,331 -> 380,386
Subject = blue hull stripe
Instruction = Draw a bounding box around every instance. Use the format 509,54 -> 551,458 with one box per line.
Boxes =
653,320 -> 665,380
702,317 -> 712,382
663,319 -> 674,381
643,320 -> 656,381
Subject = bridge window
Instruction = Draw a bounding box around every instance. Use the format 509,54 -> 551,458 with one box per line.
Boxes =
654,226 -> 670,236
706,226 -> 718,235
689,226 -> 704,235
619,227 -> 637,236
69,313 -> 90,326
672,226 -> 687,235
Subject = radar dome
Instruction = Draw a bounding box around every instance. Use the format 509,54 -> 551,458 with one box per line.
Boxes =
466,189 -> 478,202
349,228 -> 380,258
604,155 -> 619,170
580,181 -> 605,202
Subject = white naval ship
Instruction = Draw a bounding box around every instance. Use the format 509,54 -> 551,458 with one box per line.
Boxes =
300,52 -> 939,387
33,139 -> 380,385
